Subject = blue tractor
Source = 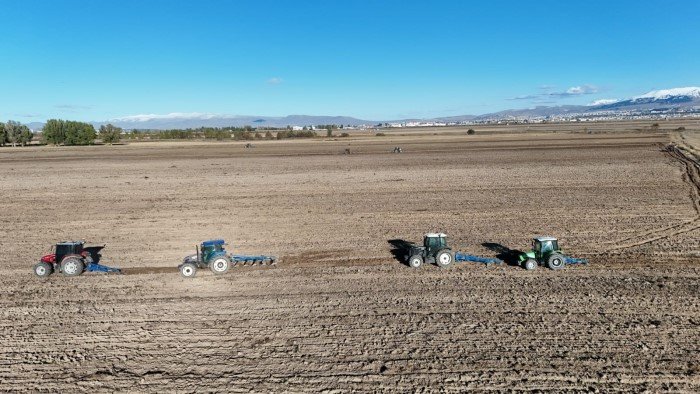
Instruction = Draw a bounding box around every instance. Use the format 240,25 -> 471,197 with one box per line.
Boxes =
178,239 -> 276,278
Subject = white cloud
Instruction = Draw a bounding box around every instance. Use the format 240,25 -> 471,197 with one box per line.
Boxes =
550,85 -> 598,97
267,77 -> 283,85
111,112 -> 228,122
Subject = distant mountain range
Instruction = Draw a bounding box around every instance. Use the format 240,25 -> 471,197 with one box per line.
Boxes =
25,87 -> 700,131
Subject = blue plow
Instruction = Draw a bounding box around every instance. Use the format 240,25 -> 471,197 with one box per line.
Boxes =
85,262 -> 122,273
230,254 -> 277,265
564,257 -> 588,265
454,252 -> 503,265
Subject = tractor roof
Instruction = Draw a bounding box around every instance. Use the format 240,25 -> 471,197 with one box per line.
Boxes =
425,233 -> 447,238
202,239 -> 225,246
57,241 -> 84,246
534,236 -> 558,242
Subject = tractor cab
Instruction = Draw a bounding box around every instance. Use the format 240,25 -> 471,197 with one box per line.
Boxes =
424,233 -> 449,254
54,241 -> 85,262
200,239 -> 227,262
532,236 -> 559,259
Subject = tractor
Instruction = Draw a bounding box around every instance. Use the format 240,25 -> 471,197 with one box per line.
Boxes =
404,233 -> 502,268
406,233 -> 455,268
179,239 -> 276,278
33,241 -> 122,278
517,236 -> 585,270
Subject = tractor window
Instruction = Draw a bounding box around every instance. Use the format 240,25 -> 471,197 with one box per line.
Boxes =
533,241 -> 541,252
425,237 -> 446,251
541,241 -> 553,253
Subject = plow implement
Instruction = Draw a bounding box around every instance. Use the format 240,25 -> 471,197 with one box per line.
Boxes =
85,262 -> 122,273
454,252 -> 503,265
230,254 -> 277,266
564,256 -> 588,265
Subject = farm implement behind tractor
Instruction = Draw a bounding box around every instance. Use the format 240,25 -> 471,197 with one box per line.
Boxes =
179,239 -> 277,278
404,233 -> 502,268
517,236 -> 588,270
33,241 -> 122,278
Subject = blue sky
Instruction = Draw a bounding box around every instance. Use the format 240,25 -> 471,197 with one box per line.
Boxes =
1,0 -> 699,122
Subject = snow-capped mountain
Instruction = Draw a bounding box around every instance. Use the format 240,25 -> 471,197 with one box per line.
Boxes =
474,86 -> 700,121
634,87 -> 700,100
593,86 -> 700,111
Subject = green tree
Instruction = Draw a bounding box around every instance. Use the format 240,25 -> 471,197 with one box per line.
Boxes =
64,121 -> 96,145
264,130 -> 273,140
43,119 -> 66,145
17,124 -> 33,146
4,120 -> 22,147
99,124 -> 123,144
0,121 -> 5,146
326,126 -> 333,137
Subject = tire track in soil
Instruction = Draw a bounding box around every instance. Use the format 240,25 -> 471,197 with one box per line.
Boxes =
604,144 -> 700,253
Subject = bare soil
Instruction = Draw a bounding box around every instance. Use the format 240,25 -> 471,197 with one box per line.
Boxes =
0,128 -> 698,392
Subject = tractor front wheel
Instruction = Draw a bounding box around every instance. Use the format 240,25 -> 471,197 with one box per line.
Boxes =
435,250 -> 453,268
33,262 -> 53,278
180,263 -> 197,278
547,253 -> 566,270
408,255 -> 423,268
61,257 -> 84,277
523,259 -> 537,271
209,256 -> 231,275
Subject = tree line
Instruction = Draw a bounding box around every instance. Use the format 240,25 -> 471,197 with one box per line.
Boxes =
125,126 -> 318,140
42,119 -> 123,145
0,120 -> 33,146
1,120 -> 340,146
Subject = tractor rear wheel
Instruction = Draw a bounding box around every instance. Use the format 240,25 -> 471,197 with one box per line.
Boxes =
209,256 -> 231,275
408,255 -> 423,268
61,257 -> 84,276
435,250 -> 453,268
547,253 -> 566,270
33,262 -> 53,278
523,258 -> 537,271
180,262 -> 197,278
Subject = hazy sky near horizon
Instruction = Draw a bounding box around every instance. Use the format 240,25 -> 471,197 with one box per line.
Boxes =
1,0 -> 699,122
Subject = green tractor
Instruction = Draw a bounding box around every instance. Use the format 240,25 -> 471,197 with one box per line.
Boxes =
518,236 -> 569,270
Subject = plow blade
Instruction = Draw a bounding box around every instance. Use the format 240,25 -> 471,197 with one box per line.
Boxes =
230,254 -> 277,266
564,257 -> 588,265
85,262 -> 122,273
454,252 -> 502,265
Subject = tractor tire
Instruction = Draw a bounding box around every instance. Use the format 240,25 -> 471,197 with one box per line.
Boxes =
547,253 -> 566,270
180,262 -> 197,278
33,262 -> 53,278
209,256 -> 231,275
435,250 -> 453,268
523,258 -> 537,271
61,257 -> 84,277
408,255 -> 423,268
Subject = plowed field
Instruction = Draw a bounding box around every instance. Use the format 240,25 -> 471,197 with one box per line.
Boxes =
1,130 -> 698,392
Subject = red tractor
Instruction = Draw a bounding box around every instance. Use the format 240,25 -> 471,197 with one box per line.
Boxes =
33,241 -> 121,278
